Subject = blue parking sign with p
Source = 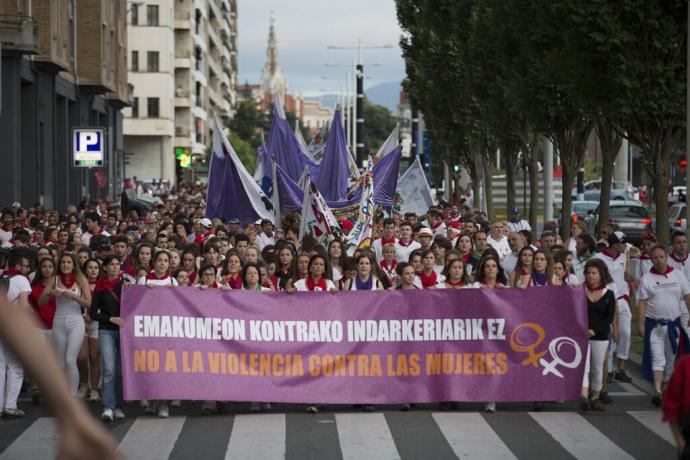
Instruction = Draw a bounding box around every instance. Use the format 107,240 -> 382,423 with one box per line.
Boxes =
73,127 -> 105,167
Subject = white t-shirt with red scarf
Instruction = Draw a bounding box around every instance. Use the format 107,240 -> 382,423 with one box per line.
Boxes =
395,238 -> 421,263
137,273 -> 179,287
372,236 -> 398,263
668,252 -> 690,283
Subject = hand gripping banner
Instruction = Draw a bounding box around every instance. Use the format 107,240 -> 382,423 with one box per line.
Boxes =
120,285 -> 588,403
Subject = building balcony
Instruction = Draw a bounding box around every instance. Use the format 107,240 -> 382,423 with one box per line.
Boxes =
174,50 -> 192,69
0,14 -> 38,55
174,11 -> 192,29
192,32 -> 207,53
192,104 -> 207,122
192,141 -> 206,156
175,95 -> 191,107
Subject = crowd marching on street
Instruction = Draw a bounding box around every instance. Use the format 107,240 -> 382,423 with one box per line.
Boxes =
0,183 -> 689,456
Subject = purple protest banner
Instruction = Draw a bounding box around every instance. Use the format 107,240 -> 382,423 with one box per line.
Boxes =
120,285 -> 588,403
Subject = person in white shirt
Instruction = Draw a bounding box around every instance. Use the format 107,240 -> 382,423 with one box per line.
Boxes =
372,218 -> 398,262
0,211 -> 16,248
502,232 -> 525,275
395,222 -> 420,263
82,212 -> 110,248
668,231 -> 690,338
593,231 -> 634,383
256,219 -> 276,251
446,221 -> 462,248
487,221 -> 510,261
505,208 -> 531,233
0,252 -> 32,417
426,209 -> 446,237
637,245 -> 690,405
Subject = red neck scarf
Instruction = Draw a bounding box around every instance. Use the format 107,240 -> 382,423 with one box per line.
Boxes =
431,221 -> 442,230
189,271 -> 197,285
586,284 -> 605,293
380,260 -> 397,272
147,271 -> 169,280
306,276 -> 327,291
0,224 -> 13,232
3,268 -> 21,277
380,236 -> 396,245
420,270 -> 437,288
518,267 -> 530,276
651,266 -> 674,276
60,272 -> 76,288
600,248 -> 621,261
226,274 -> 243,289
95,275 -> 122,293
207,281 -> 219,289
446,279 -> 465,288
670,252 -> 689,266
398,238 -> 414,247
461,252 -> 471,263
640,253 -> 651,260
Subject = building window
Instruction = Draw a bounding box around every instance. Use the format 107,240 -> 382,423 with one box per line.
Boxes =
147,5 -> 159,26
131,50 -> 138,71
131,4 -> 138,25
132,97 -> 139,118
147,98 -> 160,118
147,51 -> 159,72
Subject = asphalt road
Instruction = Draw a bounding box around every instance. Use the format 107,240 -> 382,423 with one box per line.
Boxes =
0,373 -> 676,460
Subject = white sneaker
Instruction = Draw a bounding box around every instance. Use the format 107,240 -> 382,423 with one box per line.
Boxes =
89,390 -> 101,402
113,409 -> 125,420
484,402 -> 496,413
101,408 -> 114,422
170,400 -> 182,407
77,384 -> 88,399
157,404 -> 169,418
140,399 -> 150,408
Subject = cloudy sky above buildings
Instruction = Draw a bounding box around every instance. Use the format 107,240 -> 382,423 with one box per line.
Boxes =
237,0 -> 406,97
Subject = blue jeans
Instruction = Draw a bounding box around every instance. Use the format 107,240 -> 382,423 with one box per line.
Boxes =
99,329 -> 123,410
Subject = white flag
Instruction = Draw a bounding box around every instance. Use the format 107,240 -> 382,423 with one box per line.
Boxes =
345,159 -> 375,256
298,182 -> 343,247
396,156 -> 435,216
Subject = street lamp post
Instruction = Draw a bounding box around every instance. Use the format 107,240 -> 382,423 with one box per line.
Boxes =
686,1 -> 690,235
327,40 -> 393,166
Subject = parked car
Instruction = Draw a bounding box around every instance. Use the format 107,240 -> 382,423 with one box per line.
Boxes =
571,180 -> 635,201
593,200 -> 653,244
557,200 -> 598,232
669,203 -> 686,234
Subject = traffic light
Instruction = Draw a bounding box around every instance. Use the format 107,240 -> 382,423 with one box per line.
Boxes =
453,164 -> 460,173
680,158 -> 687,173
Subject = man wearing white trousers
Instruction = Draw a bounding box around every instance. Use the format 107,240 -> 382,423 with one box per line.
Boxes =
0,252 -> 32,417
593,231 -> 634,383
637,245 -> 690,406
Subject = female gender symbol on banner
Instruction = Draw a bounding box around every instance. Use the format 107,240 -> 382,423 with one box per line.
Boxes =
538,337 -> 582,378
509,323 -> 548,367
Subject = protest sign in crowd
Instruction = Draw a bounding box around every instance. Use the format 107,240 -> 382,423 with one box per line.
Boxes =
0,188 -> 688,433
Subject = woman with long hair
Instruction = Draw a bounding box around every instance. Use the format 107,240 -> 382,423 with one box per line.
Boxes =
509,246 -> 535,288
137,251 -> 178,288
290,254 -> 336,414
580,259 -> 616,411
40,252 -> 91,394
78,259 -> 101,402
419,250 -> 442,289
343,253 -> 383,291
202,243 -> 223,270
274,245 -> 296,291
530,249 -> 554,287
440,258 -> 470,289
432,237 -> 453,275
29,257 -> 57,404
396,262 -> 418,290
181,246 -> 199,285
328,239 -> 344,282
90,255 -> 126,421
553,253 -> 579,286
285,252 -> 310,291
220,250 -> 244,289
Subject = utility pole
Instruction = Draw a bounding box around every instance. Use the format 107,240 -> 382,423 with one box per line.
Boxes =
686,0 -> 690,234
544,137 -> 553,222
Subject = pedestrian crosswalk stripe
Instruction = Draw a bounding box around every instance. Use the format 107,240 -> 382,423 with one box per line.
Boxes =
0,418 -> 58,460
336,413 -> 400,460
530,412 -> 634,459
225,414 -> 285,460
432,412 -> 517,459
119,416 -> 186,460
627,411 -> 675,445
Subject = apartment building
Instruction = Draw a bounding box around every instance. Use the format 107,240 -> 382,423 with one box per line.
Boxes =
125,0 -> 237,184
0,0 -> 130,210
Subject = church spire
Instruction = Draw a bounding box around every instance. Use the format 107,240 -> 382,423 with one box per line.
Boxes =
267,13 -> 278,74
261,13 -> 286,101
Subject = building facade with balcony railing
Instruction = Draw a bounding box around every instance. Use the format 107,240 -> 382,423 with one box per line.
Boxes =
0,0 -> 129,209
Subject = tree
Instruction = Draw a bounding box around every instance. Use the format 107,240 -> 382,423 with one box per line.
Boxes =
228,100 -> 270,149
363,97 -> 398,155
229,132 -> 256,172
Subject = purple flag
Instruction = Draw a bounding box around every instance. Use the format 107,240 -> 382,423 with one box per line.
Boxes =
275,162 -> 305,212
314,110 -> 350,202
207,118 -> 274,223
267,102 -> 320,184
372,146 -> 402,207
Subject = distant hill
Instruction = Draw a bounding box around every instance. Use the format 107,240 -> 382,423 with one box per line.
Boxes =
365,81 -> 401,114
308,80 -> 401,114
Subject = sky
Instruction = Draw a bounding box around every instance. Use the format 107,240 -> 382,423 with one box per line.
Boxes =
237,0 -> 406,98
